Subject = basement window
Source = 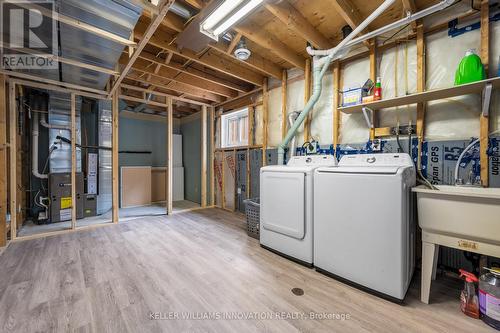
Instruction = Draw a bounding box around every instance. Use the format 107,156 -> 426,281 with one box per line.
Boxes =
221,108 -> 248,148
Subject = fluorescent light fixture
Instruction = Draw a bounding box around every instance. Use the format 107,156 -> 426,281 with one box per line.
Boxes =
200,0 -> 263,41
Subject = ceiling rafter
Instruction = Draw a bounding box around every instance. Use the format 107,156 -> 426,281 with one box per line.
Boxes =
109,0 -> 175,98
234,24 -> 306,70
226,32 -> 243,55
120,82 -> 211,106
126,71 -> 220,102
128,66 -> 224,102
129,57 -> 238,98
134,24 -> 265,86
208,42 -> 284,79
264,1 -> 332,49
329,0 -> 373,47
138,50 -> 251,93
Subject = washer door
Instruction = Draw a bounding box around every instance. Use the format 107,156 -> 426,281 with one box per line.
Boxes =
261,171 -> 305,239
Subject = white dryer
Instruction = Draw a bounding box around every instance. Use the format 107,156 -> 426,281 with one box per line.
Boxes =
260,155 -> 337,266
314,153 -> 416,301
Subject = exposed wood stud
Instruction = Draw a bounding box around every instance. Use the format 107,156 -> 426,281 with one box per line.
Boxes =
166,97 -> 173,214
70,94 -> 77,230
281,70 -> 288,140
369,40 -> 377,140
303,58 -> 312,142
210,107 -> 215,206
262,78 -> 269,166
9,83 -> 16,240
201,105 -> 208,207
480,0 -> 490,186
416,20 -> 426,171
0,75 -> 6,247
332,62 -> 341,156
112,92 -> 119,223
264,1 -> 332,49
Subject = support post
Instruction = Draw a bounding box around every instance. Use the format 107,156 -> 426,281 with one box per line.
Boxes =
369,40 -> 377,140
303,58 -> 312,142
166,97 -> 173,214
281,69 -> 288,140
112,92 -> 119,223
416,21 -> 426,171
262,78 -> 269,166
201,105 -> 207,207
70,93 -> 77,229
332,62 -> 341,157
9,83 -> 16,239
480,0 -> 490,186
0,75 -> 6,247
210,106 -> 215,206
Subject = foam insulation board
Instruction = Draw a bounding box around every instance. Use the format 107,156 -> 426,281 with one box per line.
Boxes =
223,151 -> 235,210
214,152 -> 223,207
268,86 -> 283,147
340,58 -> 370,144
310,72 -> 334,144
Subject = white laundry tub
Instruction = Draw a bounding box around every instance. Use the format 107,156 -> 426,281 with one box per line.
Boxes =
413,185 -> 500,244
413,185 -> 500,304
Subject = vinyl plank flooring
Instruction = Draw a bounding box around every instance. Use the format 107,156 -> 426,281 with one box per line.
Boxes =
0,208 -> 495,333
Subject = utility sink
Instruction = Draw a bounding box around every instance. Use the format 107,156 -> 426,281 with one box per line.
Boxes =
413,185 -> 500,244
412,185 -> 500,304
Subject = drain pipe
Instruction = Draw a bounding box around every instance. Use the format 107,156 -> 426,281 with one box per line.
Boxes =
32,112 -> 48,179
277,0 -> 455,164
288,111 -> 301,158
277,0 -> 397,165
40,114 -> 71,131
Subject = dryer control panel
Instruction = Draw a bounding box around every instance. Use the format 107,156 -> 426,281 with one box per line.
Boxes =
287,155 -> 337,167
339,153 -> 413,167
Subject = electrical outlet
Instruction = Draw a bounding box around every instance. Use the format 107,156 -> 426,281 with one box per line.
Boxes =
392,125 -> 416,136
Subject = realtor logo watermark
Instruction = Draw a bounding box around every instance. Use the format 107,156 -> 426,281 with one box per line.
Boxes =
0,0 -> 58,69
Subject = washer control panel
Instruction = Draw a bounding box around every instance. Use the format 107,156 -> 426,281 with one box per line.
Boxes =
287,155 -> 337,167
339,153 -> 413,167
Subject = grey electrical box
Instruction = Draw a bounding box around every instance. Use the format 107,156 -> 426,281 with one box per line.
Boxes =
83,194 -> 97,218
49,172 -> 84,223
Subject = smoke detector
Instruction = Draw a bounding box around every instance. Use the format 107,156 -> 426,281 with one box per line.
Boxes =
234,38 -> 251,61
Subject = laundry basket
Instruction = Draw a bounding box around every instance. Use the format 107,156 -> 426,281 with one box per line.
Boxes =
244,198 -> 260,239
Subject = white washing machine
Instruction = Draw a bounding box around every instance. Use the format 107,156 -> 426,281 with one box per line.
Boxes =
260,155 -> 337,266
314,153 -> 416,301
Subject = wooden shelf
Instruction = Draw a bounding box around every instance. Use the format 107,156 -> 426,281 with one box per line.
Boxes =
338,77 -> 500,114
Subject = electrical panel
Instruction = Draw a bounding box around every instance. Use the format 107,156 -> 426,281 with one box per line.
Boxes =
49,172 -> 84,222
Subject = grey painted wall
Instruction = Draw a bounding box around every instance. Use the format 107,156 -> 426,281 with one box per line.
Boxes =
181,116 -> 201,204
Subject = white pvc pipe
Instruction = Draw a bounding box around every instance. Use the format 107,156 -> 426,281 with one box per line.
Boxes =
454,129 -> 500,185
40,114 -> 71,130
32,112 -> 48,179
308,0 -> 454,63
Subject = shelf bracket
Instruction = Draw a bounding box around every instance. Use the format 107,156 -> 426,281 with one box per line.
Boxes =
482,83 -> 492,117
362,107 -> 374,129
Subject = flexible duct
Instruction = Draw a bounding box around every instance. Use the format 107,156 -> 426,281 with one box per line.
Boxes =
287,111 -> 300,158
32,112 -> 48,179
277,0 -> 397,164
277,0 -> 455,164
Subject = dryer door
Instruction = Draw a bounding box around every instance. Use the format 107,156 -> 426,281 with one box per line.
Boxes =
261,171 -> 305,239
